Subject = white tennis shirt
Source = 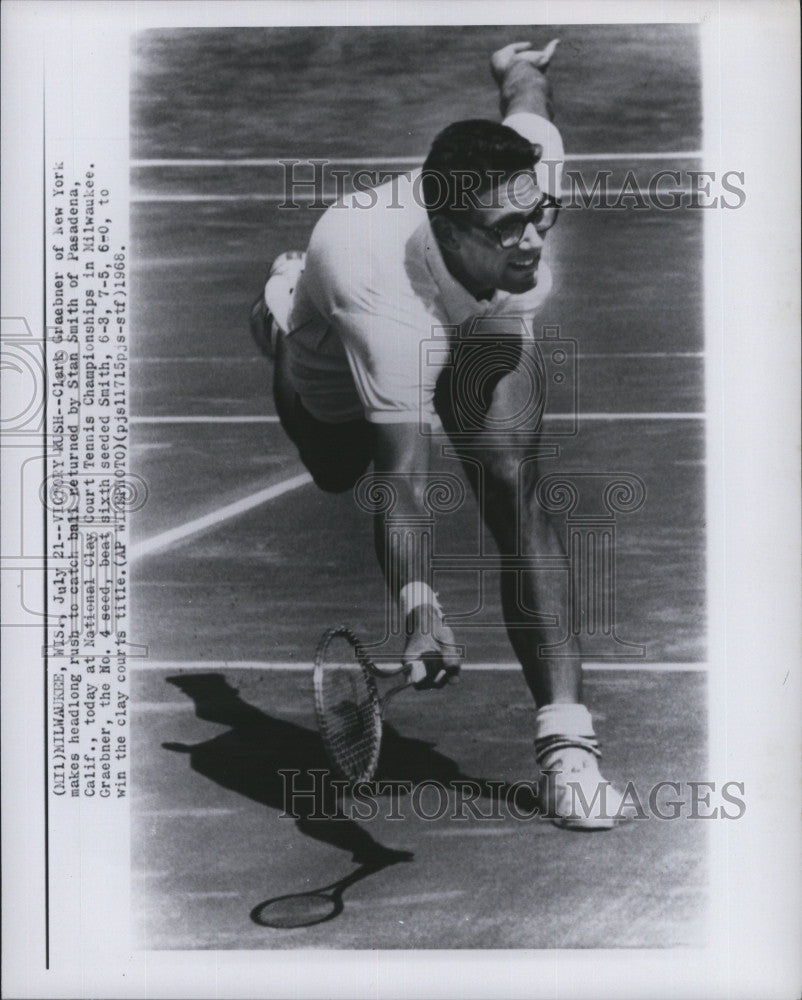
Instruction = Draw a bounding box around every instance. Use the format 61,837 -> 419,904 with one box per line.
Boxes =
283,113 -> 564,425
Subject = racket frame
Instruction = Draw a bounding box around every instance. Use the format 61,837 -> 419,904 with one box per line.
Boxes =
313,625 -> 410,783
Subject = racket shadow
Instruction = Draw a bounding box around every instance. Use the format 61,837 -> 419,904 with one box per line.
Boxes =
250,857 -> 410,930
160,673 -> 424,928
162,672 -> 404,865
160,673 -> 533,927
162,672 -> 534,826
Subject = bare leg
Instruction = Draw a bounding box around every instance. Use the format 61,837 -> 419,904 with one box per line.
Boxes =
438,338 -> 580,708
272,332 -> 300,446
456,445 -> 581,707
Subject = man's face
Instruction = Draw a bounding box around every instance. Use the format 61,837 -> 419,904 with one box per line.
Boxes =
448,172 -> 554,297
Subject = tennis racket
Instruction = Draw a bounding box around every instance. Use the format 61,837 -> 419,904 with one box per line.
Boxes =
313,625 -> 416,783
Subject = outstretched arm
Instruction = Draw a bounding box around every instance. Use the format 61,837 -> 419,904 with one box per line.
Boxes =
371,422 -> 461,688
491,39 -> 559,121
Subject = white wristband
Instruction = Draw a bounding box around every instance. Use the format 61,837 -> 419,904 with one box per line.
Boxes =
399,581 -> 441,620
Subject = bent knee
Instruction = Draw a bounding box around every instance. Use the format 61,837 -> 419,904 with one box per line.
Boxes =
484,452 -> 535,491
311,467 -> 364,494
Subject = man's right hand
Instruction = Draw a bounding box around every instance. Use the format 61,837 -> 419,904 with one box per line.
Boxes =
403,604 -> 462,690
490,39 -> 560,84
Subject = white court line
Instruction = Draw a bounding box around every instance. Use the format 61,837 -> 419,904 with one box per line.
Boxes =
133,194 -> 291,203
180,891 -> 241,899
578,352 -> 704,359
133,352 -> 705,362
132,408 -> 701,555
142,807 -> 239,817
132,701 -> 195,712
426,827 -> 525,837
133,357 -> 255,364
132,189 -> 695,204
132,699 -> 311,716
132,415 -> 281,424
130,660 -> 706,673
131,472 -> 312,561
131,412 -> 704,425
547,412 -> 705,421
347,890 -> 467,907
132,152 -> 702,167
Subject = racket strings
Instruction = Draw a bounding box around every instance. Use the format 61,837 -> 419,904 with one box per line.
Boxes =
319,664 -> 380,775
315,629 -> 382,781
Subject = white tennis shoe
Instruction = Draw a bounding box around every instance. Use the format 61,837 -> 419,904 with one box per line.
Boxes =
249,251 -> 306,359
539,746 -> 627,830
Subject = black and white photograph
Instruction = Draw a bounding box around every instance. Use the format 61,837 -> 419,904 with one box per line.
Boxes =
1,1 -> 800,997
130,21 -> 708,949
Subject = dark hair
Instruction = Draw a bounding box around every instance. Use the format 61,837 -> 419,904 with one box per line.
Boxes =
421,119 -> 539,220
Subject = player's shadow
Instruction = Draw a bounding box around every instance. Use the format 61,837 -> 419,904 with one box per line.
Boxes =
161,672 -> 532,867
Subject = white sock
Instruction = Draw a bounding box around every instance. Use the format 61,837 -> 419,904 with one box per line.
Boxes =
534,703 -> 600,763
534,703 -> 595,740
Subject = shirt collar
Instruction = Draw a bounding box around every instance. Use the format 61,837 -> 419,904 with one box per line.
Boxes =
418,220 -> 495,324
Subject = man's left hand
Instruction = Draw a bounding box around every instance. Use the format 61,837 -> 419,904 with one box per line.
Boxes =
490,39 -> 560,83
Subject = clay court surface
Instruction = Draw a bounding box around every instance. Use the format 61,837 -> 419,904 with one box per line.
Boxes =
129,24 -> 707,949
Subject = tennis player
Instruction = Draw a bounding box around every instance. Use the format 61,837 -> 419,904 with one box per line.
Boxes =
251,40 -> 625,829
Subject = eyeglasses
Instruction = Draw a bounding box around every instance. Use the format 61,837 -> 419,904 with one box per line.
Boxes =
469,196 -> 561,249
